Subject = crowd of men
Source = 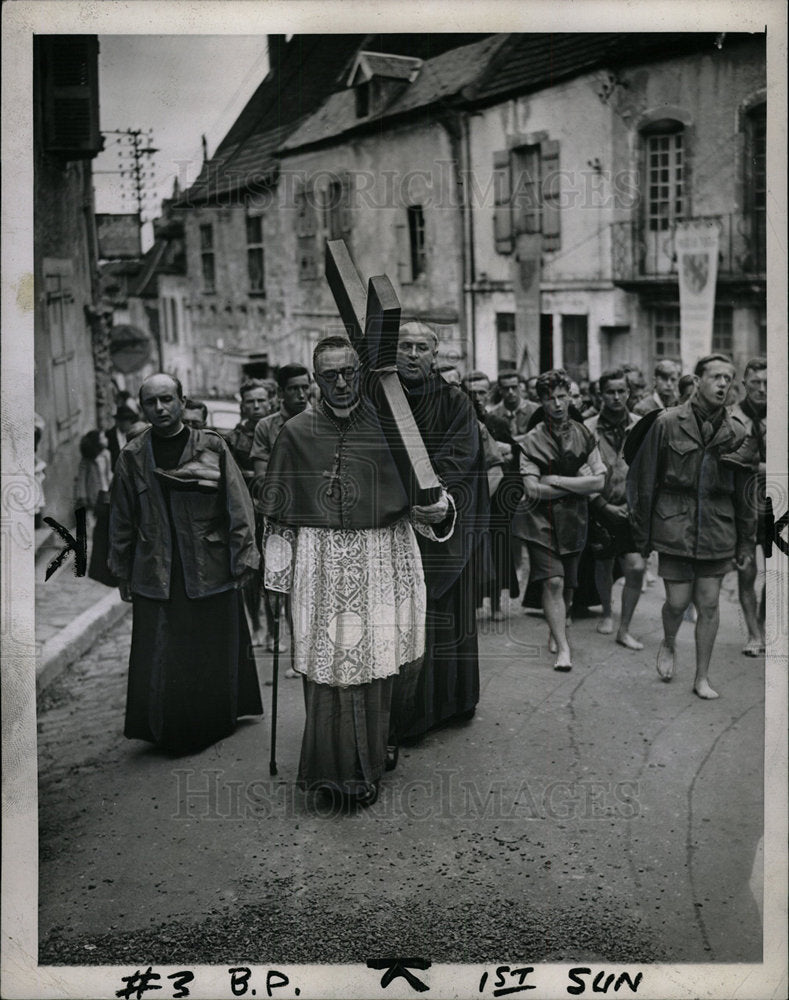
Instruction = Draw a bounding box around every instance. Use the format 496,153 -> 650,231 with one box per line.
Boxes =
105,332 -> 767,807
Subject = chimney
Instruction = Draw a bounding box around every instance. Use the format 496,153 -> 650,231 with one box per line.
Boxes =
268,35 -> 286,76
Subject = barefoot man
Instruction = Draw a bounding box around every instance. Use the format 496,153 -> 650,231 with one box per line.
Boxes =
585,368 -> 645,649
514,369 -> 606,671
627,354 -> 757,699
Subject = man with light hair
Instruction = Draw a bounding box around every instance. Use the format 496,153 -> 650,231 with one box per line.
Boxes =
627,354 -> 757,698
633,359 -> 680,415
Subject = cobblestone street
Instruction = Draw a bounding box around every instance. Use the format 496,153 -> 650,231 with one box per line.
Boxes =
37,569 -> 766,967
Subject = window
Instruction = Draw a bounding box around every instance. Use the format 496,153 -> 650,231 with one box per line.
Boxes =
323,181 -> 343,241
296,174 -> 352,282
407,205 -> 426,280
200,223 -> 215,293
652,305 -> 681,360
246,213 -> 265,294
296,183 -> 318,282
512,145 -> 541,235
644,123 -> 685,232
561,315 -> 588,385
44,260 -> 81,443
492,139 -> 561,254
712,305 -> 733,356
758,307 -> 766,356
355,81 -> 370,118
496,313 -> 516,370
169,298 -> 179,345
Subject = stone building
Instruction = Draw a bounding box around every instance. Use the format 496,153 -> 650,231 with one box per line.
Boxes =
175,34 -> 494,391
466,32 -> 766,380
34,35 -> 106,524
175,32 -> 766,388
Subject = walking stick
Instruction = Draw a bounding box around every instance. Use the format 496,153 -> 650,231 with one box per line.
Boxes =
269,592 -> 280,776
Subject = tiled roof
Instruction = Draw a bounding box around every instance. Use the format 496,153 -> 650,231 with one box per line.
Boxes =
467,33 -> 737,105
178,34 -> 495,204
280,35 -> 506,154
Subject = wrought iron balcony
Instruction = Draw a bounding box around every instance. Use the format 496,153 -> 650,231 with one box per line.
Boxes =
611,212 -> 766,284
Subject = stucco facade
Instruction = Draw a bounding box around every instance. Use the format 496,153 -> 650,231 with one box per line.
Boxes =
468,35 -> 765,381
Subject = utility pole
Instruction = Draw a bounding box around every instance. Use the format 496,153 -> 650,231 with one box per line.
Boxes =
99,128 -> 159,223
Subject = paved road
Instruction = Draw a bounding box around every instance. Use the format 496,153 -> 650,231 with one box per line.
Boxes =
37,572 -> 764,966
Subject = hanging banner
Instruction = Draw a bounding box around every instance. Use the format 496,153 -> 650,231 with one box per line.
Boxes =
675,219 -> 720,372
512,232 -> 542,377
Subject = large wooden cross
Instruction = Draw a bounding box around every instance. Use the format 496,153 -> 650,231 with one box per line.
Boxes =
325,239 -> 441,506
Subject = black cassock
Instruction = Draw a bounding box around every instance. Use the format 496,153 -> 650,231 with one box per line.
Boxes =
390,375 -> 490,742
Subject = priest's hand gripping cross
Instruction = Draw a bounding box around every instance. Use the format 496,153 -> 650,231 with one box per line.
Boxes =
324,239 -> 441,505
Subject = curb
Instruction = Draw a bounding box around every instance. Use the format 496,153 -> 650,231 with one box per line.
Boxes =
37,590 -> 131,693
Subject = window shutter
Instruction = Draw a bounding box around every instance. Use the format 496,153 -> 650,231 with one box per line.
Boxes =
40,36 -> 102,159
493,150 -> 514,254
395,219 -> 410,285
296,182 -> 318,281
541,140 -> 561,251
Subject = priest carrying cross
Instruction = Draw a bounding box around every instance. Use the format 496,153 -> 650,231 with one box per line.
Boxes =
259,242 -> 457,805
323,242 -> 489,744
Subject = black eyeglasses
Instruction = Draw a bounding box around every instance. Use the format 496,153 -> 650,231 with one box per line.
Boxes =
317,366 -> 359,383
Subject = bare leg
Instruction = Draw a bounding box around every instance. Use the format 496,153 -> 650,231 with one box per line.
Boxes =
542,576 -> 572,670
617,553 -> 645,650
658,579 -> 693,681
738,549 -> 764,654
594,557 -> 614,633
692,575 -> 723,698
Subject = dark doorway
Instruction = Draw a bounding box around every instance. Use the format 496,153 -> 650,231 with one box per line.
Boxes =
561,314 -> 588,383
539,313 -> 554,372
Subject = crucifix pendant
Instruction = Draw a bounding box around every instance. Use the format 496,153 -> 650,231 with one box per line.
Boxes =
322,446 -> 342,499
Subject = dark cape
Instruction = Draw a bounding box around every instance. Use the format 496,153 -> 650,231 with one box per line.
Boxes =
389,375 -> 489,742
125,427 -> 262,754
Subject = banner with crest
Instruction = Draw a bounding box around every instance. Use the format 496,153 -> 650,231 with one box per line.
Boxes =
675,219 -> 720,372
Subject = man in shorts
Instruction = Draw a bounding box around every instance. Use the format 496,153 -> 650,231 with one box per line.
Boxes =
627,354 -> 757,699
729,357 -> 767,656
586,368 -> 645,648
513,369 -> 606,671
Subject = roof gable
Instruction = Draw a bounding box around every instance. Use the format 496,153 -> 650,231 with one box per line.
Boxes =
347,51 -> 422,86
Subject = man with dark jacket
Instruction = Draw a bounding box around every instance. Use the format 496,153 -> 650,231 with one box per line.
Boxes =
627,354 -> 757,699
109,372 -> 262,752
106,403 -> 139,470
730,357 -> 767,656
586,368 -> 645,648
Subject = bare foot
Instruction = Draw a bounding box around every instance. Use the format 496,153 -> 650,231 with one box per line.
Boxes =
656,641 -> 675,681
284,668 -> 299,679
694,679 -> 719,699
553,647 -> 572,672
616,632 -> 644,651
597,616 -> 614,635
742,638 -> 763,657
548,633 -> 558,654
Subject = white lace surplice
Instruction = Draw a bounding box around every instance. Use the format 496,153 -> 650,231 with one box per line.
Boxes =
291,516 -> 426,687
